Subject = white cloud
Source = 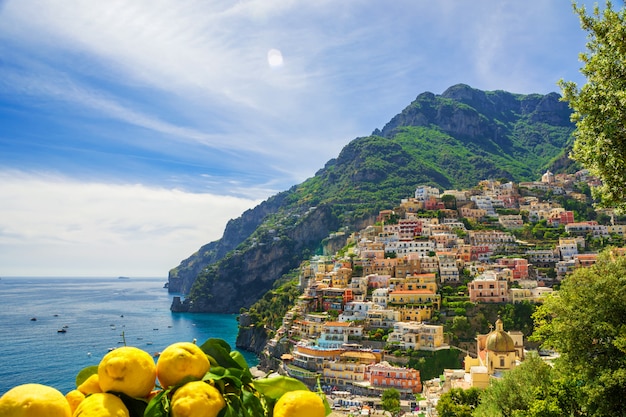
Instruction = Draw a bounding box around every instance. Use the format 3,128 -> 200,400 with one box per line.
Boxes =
0,171 -> 259,276
0,0 -> 594,276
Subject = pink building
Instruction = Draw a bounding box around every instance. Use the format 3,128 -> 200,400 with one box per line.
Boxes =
496,258 -> 529,280
468,271 -> 509,303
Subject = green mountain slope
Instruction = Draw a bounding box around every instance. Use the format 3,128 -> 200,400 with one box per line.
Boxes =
168,84 -> 575,314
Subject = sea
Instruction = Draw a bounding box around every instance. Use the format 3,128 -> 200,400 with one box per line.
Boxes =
0,276 -> 258,396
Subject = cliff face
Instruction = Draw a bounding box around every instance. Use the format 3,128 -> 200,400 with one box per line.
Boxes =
168,191 -> 290,294
173,204 -> 341,313
169,84 -> 576,322
235,313 -> 269,354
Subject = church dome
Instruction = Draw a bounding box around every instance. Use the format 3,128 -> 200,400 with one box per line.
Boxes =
486,319 -> 516,353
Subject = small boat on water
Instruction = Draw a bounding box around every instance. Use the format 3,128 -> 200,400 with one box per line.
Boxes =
57,328 -> 67,333
30,317 -> 37,321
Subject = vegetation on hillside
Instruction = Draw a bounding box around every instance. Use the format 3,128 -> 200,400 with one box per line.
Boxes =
239,269 -> 302,332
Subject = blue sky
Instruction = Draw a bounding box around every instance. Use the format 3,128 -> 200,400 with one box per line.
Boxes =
0,1 -> 594,277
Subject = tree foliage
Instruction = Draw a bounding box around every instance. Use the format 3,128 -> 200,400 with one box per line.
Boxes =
532,249 -> 626,416
559,1 -> 626,210
381,388 -> 401,417
436,387 -> 481,417
473,352 -> 556,417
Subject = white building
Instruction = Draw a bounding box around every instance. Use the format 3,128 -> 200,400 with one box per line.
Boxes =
385,239 -> 436,257
371,288 -> 390,308
338,301 -> 376,322
415,186 -> 440,202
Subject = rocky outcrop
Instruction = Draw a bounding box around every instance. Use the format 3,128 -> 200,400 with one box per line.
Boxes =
171,204 -> 342,313
168,191 -> 290,294
235,313 -> 269,354
380,83 -> 571,142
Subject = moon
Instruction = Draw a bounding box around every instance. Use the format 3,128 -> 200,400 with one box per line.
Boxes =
267,49 -> 284,68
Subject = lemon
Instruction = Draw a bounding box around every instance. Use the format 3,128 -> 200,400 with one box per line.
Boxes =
98,346 -> 156,398
0,383 -> 71,417
72,392 -> 129,417
77,373 -> 102,395
170,381 -> 225,417
65,389 -> 85,414
156,342 -> 210,388
273,390 -> 326,417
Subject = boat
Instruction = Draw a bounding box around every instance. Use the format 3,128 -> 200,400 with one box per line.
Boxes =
57,328 -> 67,333
117,276 -> 130,280
30,317 -> 37,321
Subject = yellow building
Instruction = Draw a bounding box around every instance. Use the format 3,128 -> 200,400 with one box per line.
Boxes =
388,290 -> 440,309
394,273 -> 438,292
464,319 -> 523,388
322,351 -> 380,389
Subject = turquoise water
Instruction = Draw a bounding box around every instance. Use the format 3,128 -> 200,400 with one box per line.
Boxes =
0,277 -> 258,396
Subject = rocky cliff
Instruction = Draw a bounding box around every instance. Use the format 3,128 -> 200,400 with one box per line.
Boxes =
168,191 -> 290,294
171,204 -> 343,313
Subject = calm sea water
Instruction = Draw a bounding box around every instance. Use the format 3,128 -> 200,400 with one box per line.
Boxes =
0,277 -> 258,396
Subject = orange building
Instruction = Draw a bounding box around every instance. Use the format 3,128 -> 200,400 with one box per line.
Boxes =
367,361 -> 422,393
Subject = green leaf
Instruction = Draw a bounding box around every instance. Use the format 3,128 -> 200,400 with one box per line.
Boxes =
144,389 -> 169,417
75,365 -> 99,388
109,392 -> 147,417
242,389 -> 266,417
229,350 -> 249,370
219,402 -> 240,417
252,376 -> 309,400
200,338 -> 242,370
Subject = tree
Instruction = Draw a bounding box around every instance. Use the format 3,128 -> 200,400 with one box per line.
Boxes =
381,388 -> 401,417
436,387 -> 480,417
473,352 -> 556,417
532,249 -> 626,416
559,2 -> 626,211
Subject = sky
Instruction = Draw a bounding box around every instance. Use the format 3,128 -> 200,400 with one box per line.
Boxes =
0,1 -> 597,277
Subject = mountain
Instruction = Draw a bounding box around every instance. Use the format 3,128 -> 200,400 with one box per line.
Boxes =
168,83 -> 575,314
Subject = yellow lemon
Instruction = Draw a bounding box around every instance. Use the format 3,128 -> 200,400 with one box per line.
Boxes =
156,342 -> 210,388
170,381 -> 225,417
0,383 -> 71,417
273,390 -> 326,417
98,346 -> 156,398
72,392 -> 129,417
65,389 -> 85,414
77,373 -> 102,395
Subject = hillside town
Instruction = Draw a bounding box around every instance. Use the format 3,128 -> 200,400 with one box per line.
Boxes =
260,169 -> 626,416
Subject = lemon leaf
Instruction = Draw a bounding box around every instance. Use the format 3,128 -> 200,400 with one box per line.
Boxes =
108,392 -> 147,417
200,338 -> 242,370
252,375 -> 309,400
242,389 -> 265,417
229,350 -> 249,370
144,389 -> 169,417
75,365 -> 99,388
